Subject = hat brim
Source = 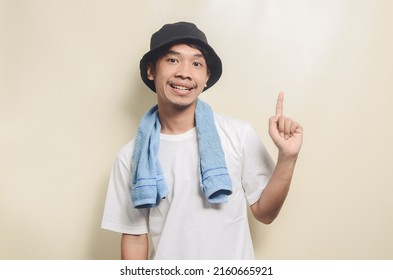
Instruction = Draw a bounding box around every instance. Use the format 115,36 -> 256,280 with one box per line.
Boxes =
140,39 -> 222,93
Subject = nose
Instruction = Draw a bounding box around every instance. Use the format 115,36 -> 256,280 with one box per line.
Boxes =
175,63 -> 192,80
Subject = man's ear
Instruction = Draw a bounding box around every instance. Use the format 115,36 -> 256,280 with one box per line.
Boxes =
205,69 -> 211,85
147,63 -> 155,81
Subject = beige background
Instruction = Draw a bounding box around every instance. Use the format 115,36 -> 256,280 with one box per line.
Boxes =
1,0 -> 392,259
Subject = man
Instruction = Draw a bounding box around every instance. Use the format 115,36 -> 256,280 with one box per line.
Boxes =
101,22 -> 303,259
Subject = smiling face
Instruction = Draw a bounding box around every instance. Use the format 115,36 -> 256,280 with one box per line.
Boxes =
147,44 -> 210,110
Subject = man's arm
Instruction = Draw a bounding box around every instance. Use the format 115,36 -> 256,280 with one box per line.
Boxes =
121,233 -> 148,260
251,92 -> 303,224
251,154 -> 297,224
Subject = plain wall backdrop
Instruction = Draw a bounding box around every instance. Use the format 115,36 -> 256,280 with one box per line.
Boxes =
1,0 -> 392,259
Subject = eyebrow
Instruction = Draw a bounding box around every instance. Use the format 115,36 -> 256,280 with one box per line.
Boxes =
166,49 -> 204,58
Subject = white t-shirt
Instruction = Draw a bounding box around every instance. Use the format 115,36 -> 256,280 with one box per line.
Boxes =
101,113 -> 275,259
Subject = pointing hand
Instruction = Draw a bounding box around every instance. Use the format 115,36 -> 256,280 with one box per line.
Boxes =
269,92 -> 303,158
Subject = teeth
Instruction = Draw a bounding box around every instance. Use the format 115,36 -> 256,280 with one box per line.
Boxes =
173,85 -> 190,91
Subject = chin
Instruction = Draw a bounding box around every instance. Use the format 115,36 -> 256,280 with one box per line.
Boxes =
166,96 -> 198,109
171,99 -> 196,109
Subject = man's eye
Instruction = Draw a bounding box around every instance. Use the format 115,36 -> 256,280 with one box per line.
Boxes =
193,62 -> 202,67
167,58 -> 178,63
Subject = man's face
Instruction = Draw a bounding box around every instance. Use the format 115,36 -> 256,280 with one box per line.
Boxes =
147,44 -> 210,109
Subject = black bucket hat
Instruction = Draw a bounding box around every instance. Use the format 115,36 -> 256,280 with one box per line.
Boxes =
139,22 -> 222,93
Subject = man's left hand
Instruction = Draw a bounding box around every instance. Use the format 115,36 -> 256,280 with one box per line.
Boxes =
269,92 -> 303,158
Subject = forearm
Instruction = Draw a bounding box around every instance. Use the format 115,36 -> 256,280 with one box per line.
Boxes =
251,154 -> 298,224
121,233 -> 148,260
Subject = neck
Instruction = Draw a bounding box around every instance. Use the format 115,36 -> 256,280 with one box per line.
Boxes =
157,102 -> 196,135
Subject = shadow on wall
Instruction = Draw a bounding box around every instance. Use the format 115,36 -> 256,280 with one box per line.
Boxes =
87,81 -> 157,260
123,80 -> 158,125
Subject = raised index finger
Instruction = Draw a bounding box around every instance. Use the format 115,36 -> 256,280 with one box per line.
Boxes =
276,92 -> 284,116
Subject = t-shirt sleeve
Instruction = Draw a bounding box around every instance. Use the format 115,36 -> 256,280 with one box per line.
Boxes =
101,142 -> 149,234
241,124 -> 275,205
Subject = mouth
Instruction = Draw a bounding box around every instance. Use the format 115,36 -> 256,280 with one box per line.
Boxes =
169,83 -> 195,94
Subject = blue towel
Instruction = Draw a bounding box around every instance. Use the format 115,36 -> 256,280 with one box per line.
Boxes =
131,99 -> 232,208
